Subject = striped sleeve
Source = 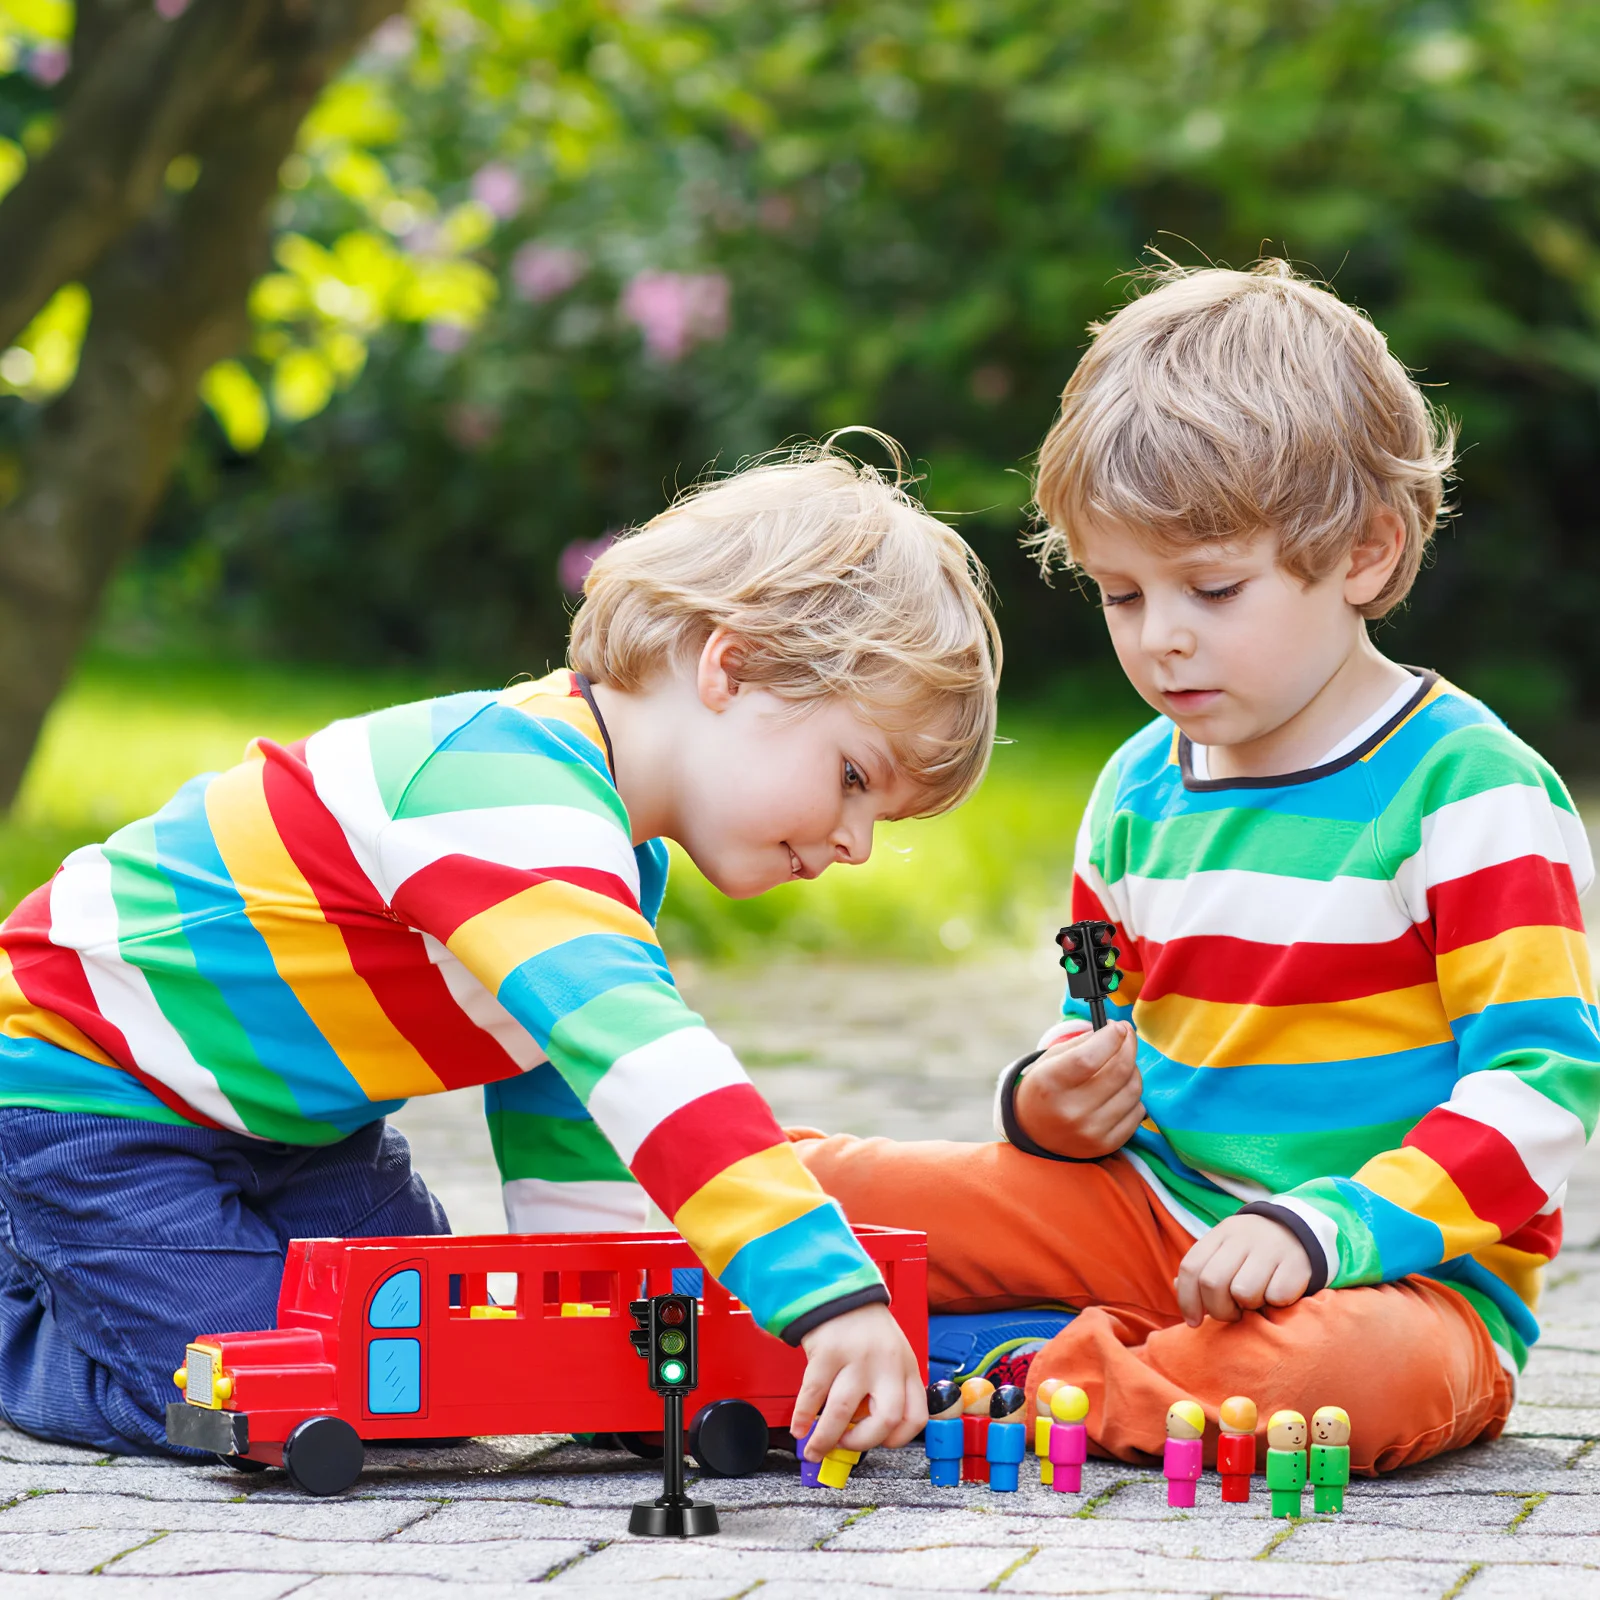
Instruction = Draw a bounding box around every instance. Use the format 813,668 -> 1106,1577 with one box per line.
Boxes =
1247,731 -> 1600,1294
362,695 -> 885,1341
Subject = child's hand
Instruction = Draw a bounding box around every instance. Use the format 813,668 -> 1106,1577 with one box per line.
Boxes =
1014,1021 -> 1143,1159
791,1302 -> 927,1461
1175,1213 -> 1313,1327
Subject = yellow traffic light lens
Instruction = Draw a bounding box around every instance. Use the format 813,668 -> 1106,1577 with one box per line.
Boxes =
660,1359 -> 686,1384
659,1329 -> 686,1355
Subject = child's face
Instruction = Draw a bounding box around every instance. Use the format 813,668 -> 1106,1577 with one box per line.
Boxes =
674,685 -> 921,900
1073,519 -> 1375,757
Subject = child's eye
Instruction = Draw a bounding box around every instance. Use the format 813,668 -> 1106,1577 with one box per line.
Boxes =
843,759 -> 865,791
1100,590 -> 1140,608
1196,582 -> 1245,602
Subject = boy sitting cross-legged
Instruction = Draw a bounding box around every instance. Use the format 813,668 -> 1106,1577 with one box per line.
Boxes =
0,440 -> 999,1461
792,262 -> 1600,1472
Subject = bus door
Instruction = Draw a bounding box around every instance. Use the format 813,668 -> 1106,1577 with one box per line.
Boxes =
364,1261 -> 428,1422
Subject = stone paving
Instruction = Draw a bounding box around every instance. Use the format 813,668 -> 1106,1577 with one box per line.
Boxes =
2,952 -> 1599,1597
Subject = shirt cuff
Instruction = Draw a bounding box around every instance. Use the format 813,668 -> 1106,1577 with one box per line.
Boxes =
994,1049 -> 1082,1163
776,1284 -> 892,1346
1236,1201 -> 1332,1295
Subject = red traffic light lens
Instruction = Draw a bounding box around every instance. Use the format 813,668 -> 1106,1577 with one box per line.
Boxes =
660,1300 -> 687,1326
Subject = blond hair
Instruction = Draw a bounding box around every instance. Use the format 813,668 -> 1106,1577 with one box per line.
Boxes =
569,435 -> 1001,816
1032,260 -> 1456,618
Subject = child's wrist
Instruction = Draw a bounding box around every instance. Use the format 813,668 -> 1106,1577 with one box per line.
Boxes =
996,1050 -> 1079,1163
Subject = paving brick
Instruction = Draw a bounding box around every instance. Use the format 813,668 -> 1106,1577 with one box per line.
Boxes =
820,1505 -> 1281,1557
1517,1493 -> 1600,1534
0,1527 -> 164,1573
113,1529 -> 590,1581
0,1489 -> 425,1541
1468,1568 -> 1600,1600
546,1541 -> 1028,1590
1004,1547 -> 1471,1597
296,1580 -> 731,1600
1503,1403 -> 1600,1437
762,1589 -> 1211,1600
1284,1521 -> 1600,1566
0,1461 -> 266,1502
0,1578 -> 308,1599
0,1429 -> 111,1468
394,1496 -> 851,1548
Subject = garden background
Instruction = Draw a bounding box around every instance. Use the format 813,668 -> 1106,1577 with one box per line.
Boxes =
1,0 -> 1598,966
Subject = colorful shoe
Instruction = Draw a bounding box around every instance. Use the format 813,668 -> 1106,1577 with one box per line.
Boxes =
927,1308 -> 1077,1387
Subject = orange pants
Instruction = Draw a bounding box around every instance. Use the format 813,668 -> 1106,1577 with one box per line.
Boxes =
791,1131 -> 1514,1474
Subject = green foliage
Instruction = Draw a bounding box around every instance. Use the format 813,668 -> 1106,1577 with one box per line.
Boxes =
12,1 -> 1600,718
0,655 -> 1133,963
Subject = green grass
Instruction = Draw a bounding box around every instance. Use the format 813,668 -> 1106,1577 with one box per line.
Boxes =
0,654 -> 1139,960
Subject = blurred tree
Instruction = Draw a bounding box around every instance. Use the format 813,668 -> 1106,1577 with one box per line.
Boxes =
0,0 -> 404,808
11,0 -> 1600,763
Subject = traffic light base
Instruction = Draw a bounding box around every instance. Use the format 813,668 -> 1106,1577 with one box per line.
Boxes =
628,1497 -> 720,1537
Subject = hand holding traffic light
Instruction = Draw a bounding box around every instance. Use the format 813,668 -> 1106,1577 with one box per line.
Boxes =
1013,1020 -> 1144,1160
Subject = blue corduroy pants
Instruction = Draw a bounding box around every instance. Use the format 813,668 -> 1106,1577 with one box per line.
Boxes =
0,1107 -> 449,1456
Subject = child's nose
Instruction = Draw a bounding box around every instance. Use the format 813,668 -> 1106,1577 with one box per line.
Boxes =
1140,600 -> 1196,658
832,818 -> 873,866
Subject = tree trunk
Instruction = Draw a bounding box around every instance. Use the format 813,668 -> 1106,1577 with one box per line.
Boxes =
0,0 -> 402,809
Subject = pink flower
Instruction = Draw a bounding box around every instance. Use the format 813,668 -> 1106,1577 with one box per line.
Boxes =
369,16 -> 414,57
27,43 -> 68,85
512,243 -> 587,303
446,401 -> 502,452
155,0 -> 190,18
559,535 -> 616,596
471,162 -> 524,220
426,321 -> 471,353
620,271 -> 730,362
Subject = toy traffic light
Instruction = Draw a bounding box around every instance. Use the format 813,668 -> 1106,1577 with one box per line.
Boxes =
1056,919 -> 1122,1030
628,1293 -> 699,1393
627,1293 -> 717,1538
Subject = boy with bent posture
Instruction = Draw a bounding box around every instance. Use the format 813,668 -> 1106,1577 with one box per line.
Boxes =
795,263 -> 1600,1471
0,445 -> 996,1459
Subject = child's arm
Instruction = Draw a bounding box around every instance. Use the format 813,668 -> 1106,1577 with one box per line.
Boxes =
372,700 -> 919,1452
1200,733 -> 1600,1312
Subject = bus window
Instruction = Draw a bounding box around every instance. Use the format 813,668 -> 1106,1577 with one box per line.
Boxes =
368,1338 -> 420,1413
541,1269 -> 618,1317
368,1268 -> 421,1330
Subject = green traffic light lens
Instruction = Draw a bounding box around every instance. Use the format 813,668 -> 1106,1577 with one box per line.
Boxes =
1106,972 -> 1121,991
1065,958 -> 1081,973
659,1359 -> 686,1384
659,1329 -> 686,1355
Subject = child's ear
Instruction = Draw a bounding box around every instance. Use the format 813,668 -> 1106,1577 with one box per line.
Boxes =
1343,507 -> 1406,608
695,627 -> 750,711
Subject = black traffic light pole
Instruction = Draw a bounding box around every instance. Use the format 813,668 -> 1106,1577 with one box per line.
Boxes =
627,1292 -> 718,1538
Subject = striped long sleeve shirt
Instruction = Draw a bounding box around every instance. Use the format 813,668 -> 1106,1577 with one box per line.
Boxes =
1052,672 -> 1600,1370
0,669 -> 886,1342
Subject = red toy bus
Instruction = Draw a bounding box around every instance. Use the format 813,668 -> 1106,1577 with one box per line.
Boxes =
166,1225 -> 928,1496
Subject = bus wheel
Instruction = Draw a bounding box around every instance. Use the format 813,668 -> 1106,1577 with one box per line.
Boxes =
689,1399 -> 771,1478
214,1453 -> 269,1473
283,1416 -> 365,1496
616,1431 -> 665,1461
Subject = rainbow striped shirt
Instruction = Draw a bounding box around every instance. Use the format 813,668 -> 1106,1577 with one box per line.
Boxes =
1063,672 -> 1600,1369
0,670 -> 885,1342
